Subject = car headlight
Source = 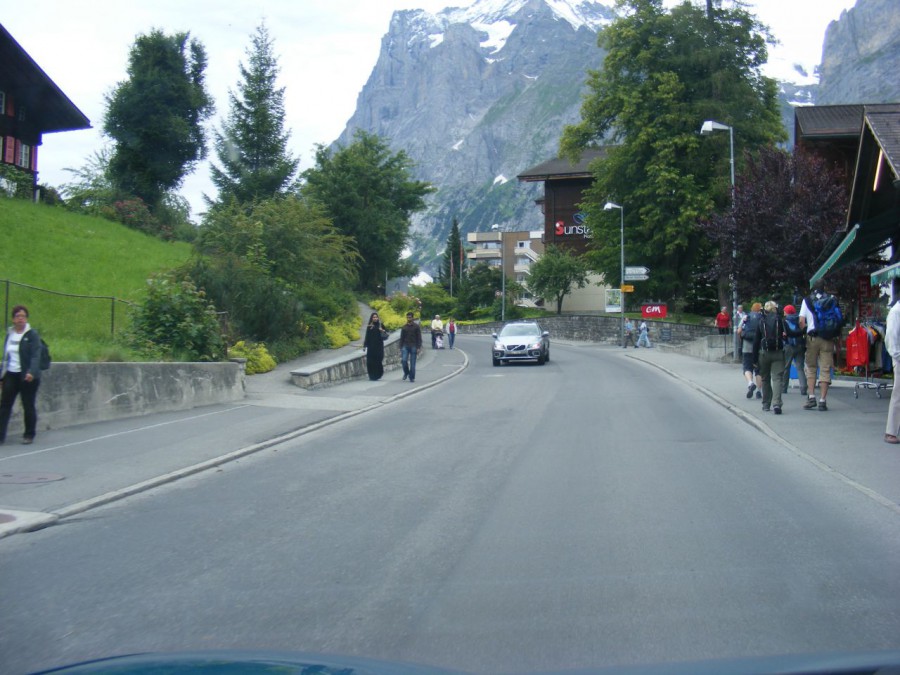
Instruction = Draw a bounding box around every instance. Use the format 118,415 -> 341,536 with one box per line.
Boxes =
493,341 -> 504,350
528,341 -> 542,350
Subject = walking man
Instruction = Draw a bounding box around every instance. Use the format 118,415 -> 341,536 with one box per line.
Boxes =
754,301 -> 786,414
781,304 -> 807,396
885,300 -> 900,443
799,280 -> 843,411
399,312 -> 423,383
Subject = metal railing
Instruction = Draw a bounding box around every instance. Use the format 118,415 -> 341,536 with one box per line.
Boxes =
2,279 -> 136,337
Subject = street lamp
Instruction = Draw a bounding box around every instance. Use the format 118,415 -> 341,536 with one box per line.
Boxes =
604,202 -> 624,347
491,223 -> 506,322
701,119 -> 738,361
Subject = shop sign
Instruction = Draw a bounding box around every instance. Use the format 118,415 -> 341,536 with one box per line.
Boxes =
642,303 -> 667,318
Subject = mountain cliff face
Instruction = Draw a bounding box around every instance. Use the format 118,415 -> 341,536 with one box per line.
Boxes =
336,0 -> 616,270
816,0 -> 900,105
337,0 -> 899,274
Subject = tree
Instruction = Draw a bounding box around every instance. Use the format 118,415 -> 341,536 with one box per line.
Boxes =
456,263 -> 501,319
528,245 -> 591,314
437,218 -> 466,294
699,145 -> 855,301
302,130 -> 434,292
208,23 -> 298,207
560,0 -> 785,302
104,30 -> 214,210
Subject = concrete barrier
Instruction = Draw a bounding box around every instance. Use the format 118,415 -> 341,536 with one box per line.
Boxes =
291,335 -> 402,389
3,361 -> 246,436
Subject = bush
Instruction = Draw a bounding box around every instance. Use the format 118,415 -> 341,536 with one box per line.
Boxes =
228,340 -> 276,374
323,316 -> 360,348
127,273 -> 225,361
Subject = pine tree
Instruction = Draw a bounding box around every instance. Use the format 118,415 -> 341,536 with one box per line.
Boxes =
209,23 -> 298,207
438,218 -> 465,293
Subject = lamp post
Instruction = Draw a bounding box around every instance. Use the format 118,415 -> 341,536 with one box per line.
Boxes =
701,119 -> 738,361
604,202 -> 624,347
491,223 -> 506,322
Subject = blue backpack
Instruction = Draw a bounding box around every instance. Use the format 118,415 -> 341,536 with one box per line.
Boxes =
810,293 -> 844,340
783,314 -> 803,346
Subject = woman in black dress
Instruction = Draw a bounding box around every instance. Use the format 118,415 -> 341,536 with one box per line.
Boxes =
363,312 -> 388,380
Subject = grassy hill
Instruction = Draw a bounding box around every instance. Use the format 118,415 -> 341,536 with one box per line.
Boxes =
0,199 -> 191,360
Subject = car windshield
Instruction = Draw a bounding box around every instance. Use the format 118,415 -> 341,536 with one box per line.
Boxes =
499,324 -> 541,337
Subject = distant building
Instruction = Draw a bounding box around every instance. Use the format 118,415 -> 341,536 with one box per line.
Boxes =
0,23 -> 91,198
467,228 -> 545,307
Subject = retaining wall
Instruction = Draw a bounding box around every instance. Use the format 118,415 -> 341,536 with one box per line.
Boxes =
3,361 -> 246,436
291,335 -> 402,389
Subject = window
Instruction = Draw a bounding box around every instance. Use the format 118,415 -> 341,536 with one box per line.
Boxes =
18,143 -> 30,169
0,91 -> 5,116
17,104 -> 26,122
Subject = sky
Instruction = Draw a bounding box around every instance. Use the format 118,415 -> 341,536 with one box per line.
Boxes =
2,0 -> 859,219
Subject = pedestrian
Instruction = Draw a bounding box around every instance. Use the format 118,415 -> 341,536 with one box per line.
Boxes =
363,311 -> 388,381
799,280 -> 844,411
733,304 -> 746,337
399,312 -> 423,383
430,314 -> 443,349
623,318 -> 636,348
781,304 -> 808,396
0,305 -> 44,445
884,300 -> 900,444
739,302 -> 763,399
753,300 -> 786,414
636,320 -> 651,348
715,306 -> 731,335
447,316 -> 457,349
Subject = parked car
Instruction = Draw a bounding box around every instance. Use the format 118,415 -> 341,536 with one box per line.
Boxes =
492,321 -> 550,366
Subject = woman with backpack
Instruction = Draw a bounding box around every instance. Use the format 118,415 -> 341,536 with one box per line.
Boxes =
753,301 -> 786,414
0,305 -> 44,445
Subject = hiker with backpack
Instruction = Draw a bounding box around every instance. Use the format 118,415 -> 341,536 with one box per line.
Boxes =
752,300 -> 786,414
799,280 -> 844,411
781,304 -> 808,397
738,302 -> 763,399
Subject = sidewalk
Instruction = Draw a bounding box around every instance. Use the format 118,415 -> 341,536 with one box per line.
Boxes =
623,346 -> 900,512
0,308 -> 467,539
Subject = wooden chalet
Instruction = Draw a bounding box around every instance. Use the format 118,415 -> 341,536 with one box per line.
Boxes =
805,104 -> 900,291
0,23 -> 90,195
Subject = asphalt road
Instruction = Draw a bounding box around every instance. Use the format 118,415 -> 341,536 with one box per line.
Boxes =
2,339 -> 900,673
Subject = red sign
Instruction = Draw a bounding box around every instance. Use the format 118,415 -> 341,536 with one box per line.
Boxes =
642,303 -> 667,318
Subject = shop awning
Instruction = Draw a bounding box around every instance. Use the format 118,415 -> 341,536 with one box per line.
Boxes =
809,208 -> 900,285
871,260 -> 900,286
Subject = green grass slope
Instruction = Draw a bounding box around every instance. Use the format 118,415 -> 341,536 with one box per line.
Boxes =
0,199 -> 191,360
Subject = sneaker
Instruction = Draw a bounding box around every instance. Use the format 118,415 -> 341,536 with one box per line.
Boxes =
885,434 -> 900,444
762,404 -> 770,412
21,437 -> 33,445
402,373 -> 408,381
803,397 -> 818,410
773,406 -> 782,415
746,383 -> 756,399
756,390 -> 762,399
817,399 -> 828,411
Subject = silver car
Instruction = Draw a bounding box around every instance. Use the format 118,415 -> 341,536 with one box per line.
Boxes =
492,321 -> 550,366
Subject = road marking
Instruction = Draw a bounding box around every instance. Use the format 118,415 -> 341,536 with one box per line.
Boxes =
0,406 -> 252,463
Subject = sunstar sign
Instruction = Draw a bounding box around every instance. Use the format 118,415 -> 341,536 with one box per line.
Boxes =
554,211 -> 592,238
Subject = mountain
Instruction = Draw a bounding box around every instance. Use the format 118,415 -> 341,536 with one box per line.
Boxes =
337,0 -> 899,274
815,0 -> 900,104
336,0 -> 616,271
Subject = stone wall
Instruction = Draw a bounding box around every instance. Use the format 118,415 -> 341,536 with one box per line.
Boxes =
459,315 -> 717,345
4,361 -> 246,436
291,335 -> 403,389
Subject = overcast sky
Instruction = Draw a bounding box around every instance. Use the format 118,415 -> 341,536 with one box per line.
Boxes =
2,0 -> 858,219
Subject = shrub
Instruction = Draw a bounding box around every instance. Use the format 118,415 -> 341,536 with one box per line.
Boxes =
128,273 -> 225,361
323,316 -> 360,348
228,340 -> 276,374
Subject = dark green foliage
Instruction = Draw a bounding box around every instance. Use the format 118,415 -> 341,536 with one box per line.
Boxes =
128,274 -> 224,361
302,130 -> 434,292
415,282 -> 457,321
209,23 -> 299,207
456,263 -> 502,319
527,245 -> 590,314
104,30 -> 214,210
437,218 -> 465,293
561,0 -> 785,301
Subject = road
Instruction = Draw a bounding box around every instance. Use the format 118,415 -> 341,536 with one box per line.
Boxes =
2,339 -> 900,673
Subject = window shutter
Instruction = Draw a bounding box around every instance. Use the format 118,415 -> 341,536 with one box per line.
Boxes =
4,136 -> 14,164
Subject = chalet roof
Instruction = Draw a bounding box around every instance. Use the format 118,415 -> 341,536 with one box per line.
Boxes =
0,23 -> 91,133
794,104 -> 865,139
865,105 -> 900,177
517,147 -> 610,182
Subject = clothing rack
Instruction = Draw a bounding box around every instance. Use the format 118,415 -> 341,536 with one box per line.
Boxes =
847,320 -> 891,398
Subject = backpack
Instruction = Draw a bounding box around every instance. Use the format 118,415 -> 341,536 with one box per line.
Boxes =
783,314 -> 803,347
39,338 -> 52,370
740,312 -> 760,349
758,312 -> 784,352
809,293 -> 844,340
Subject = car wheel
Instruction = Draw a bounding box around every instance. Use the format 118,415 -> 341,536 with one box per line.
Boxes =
545,349 -> 550,363
537,353 -> 546,365
493,357 -> 500,366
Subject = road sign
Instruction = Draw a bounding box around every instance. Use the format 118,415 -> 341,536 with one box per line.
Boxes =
625,266 -> 649,275
620,284 -> 635,292
623,274 -> 649,281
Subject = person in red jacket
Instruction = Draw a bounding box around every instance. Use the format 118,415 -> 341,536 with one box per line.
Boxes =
715,307 -> 731,335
